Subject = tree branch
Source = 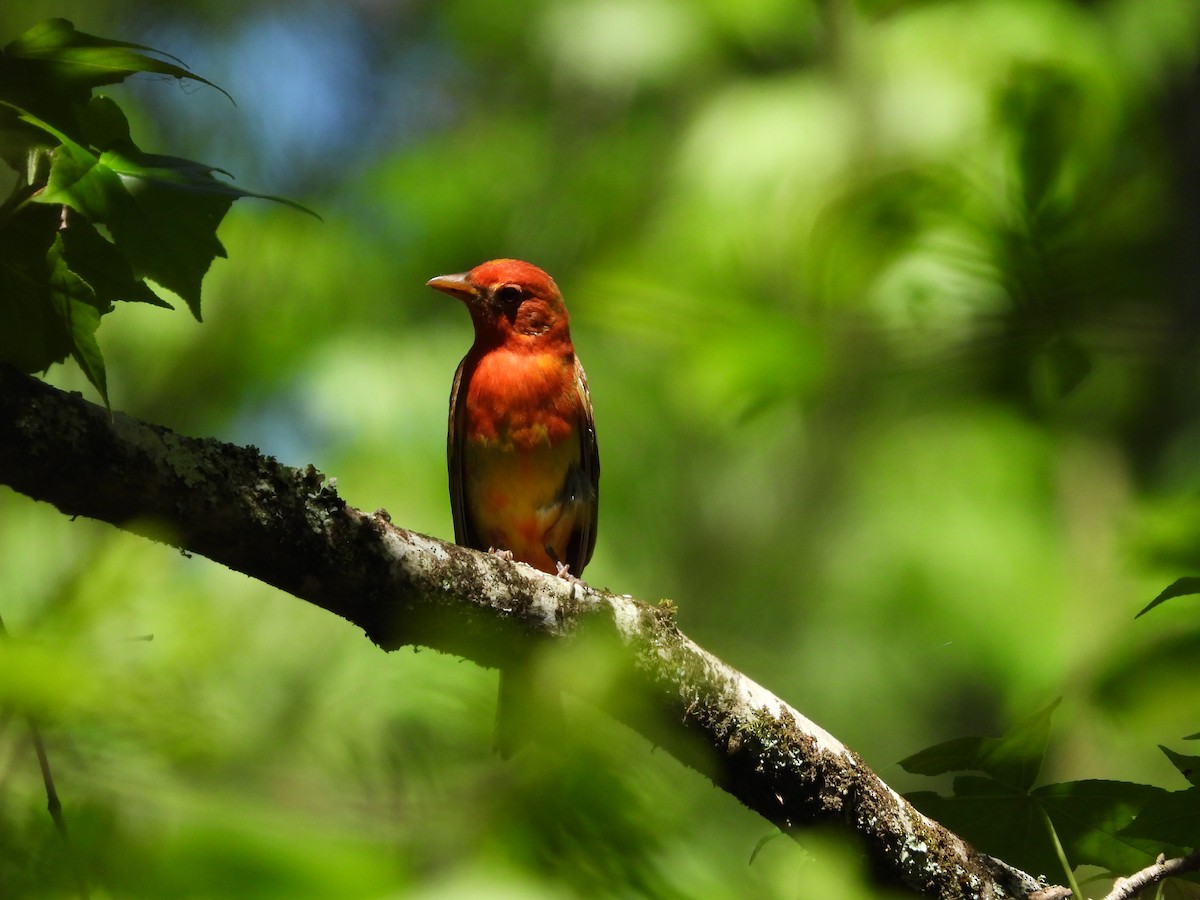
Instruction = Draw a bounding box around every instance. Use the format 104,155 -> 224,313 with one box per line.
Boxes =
1099,850 -> 1200,900
0,366 -> 1051,899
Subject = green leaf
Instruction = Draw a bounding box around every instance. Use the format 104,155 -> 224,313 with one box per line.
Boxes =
900,705 -> 1167,880
900,736 -> 994,777
0,187 -> 146,403
1161,746 -> 1200,789
0,204 -> 72,373
85,150 -> 235,318
59,216 -> 172,309
14,104 -> 317,318
76,95 -> 134,150
1035,780 -> 1175,876
907,777 -> 1171,880
0,19 -> 230,169
899,698 -> 1060,791
46,232 -> 109,407
1119,786 -> 1200,850
908,776 -> 1055,877
2,18 -> 228,98
21,109 -> 230,317
1137,577 -> 1200,618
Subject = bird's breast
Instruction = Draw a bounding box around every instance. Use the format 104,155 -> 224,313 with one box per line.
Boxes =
458,347 -> 588,570
462,348 -> 579,450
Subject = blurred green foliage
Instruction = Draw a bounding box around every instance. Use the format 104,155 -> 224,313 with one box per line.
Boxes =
2,0 -> 1200,896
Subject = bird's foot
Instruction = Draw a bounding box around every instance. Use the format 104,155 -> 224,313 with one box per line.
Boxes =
554,561 -> 582,584
488,547 -> 515,562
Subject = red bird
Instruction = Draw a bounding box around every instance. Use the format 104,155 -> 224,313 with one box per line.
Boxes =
428,259 -> 599,751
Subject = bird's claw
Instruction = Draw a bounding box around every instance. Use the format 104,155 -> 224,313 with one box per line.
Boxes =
488,547 -> 515,562
555,561 -> 582,584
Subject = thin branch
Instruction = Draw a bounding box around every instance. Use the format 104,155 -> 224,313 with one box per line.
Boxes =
0,366 -> 1051,900
1027,888 -> 1072,900
1100,850 -> 1200,900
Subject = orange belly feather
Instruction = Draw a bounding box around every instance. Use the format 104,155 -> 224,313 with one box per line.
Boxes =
461,347 -> 584,572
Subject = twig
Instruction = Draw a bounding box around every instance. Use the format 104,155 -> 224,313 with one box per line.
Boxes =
1100,850 -> 1200,900
1027,887 -> 1072,900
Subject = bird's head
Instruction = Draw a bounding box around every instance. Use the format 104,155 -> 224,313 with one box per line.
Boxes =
427,259 -> 571,348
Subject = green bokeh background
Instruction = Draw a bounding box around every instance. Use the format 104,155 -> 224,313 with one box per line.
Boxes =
2,0 -> 1199,896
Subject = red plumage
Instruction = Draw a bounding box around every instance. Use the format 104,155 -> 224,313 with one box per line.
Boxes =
429,259 -> 599,755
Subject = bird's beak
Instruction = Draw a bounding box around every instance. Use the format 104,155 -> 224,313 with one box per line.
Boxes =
426,272 -> 478,303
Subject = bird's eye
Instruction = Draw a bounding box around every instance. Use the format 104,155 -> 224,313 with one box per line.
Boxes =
495,284 -> 523,304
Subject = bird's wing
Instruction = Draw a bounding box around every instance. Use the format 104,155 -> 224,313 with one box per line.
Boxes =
565,355 -> 600,574
447,355 -> 478,549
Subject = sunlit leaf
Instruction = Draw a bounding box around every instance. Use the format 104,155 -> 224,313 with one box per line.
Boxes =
0,18 -> 230,170
2,17 -> 227,97
16,107 -> 313,318
30,131 -> 226,315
